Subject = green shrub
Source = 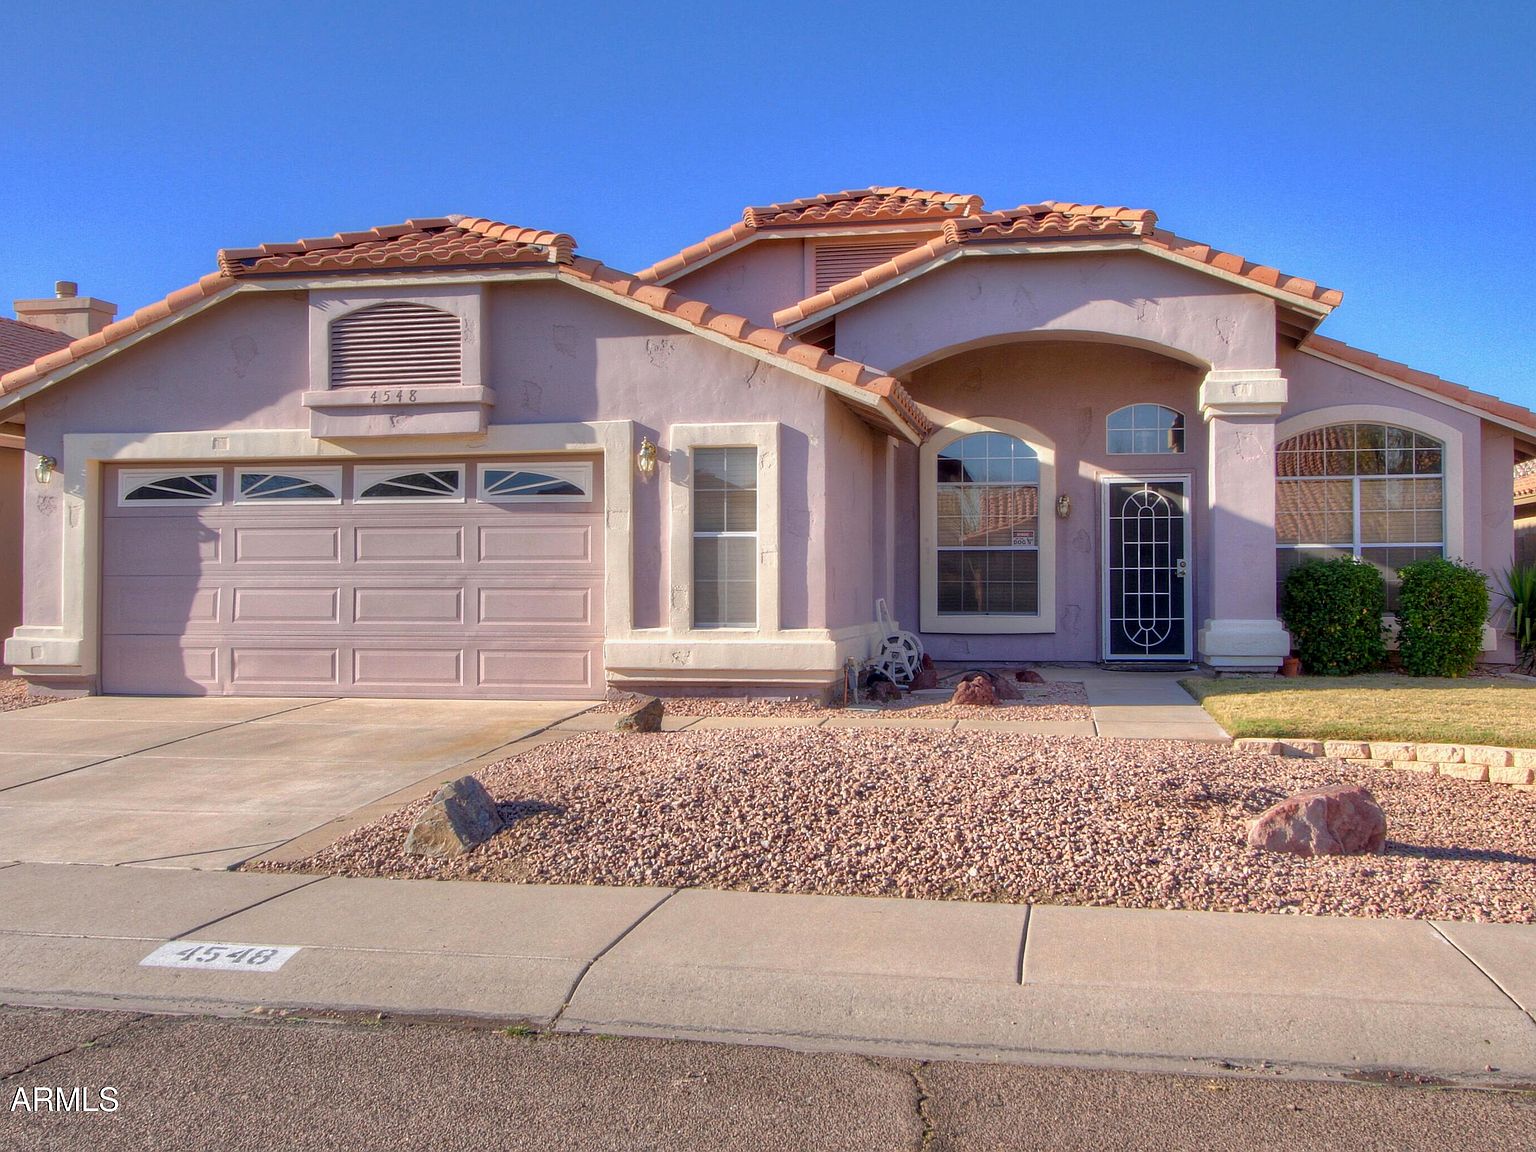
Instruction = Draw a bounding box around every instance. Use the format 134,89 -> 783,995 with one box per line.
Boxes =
1280,557 -> 1386,675
1500,563 -> 1536,673
1396,557 -> 1488,677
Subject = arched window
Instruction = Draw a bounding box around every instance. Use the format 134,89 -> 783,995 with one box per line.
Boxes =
1107,404 -> 1184,454
1275,422 -> 1445,609
329,301 -> 461,390
936,432 -> 1040,615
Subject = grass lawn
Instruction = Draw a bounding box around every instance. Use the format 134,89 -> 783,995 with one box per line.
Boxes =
1180,673 -> 1536,748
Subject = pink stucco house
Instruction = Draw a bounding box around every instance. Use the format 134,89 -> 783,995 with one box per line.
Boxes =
1,188 -> 1532,699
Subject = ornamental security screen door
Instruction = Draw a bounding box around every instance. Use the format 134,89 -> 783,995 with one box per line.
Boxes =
1101,477 -> 1192,660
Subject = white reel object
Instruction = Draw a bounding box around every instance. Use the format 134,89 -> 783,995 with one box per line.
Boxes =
870,599 -> 924,685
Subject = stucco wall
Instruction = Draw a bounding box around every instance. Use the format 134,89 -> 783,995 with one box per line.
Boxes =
0,447 -> 21,669
16,281 -> 844,642
897,340 -> 1208,662
665,239 -> 810,329
833,251 -> 1278,376
820,396 -> 883,631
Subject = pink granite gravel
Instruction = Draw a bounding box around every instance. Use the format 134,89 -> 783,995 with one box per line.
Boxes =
873,681 -> 1091,721
0,678 -> 61,712
593,693 -> 828,718
253,729 -> 1536,923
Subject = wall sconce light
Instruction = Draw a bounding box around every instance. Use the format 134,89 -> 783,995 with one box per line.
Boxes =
1056,493 -> 1072,519
636,437 -> 658,480
34,455 -> 56,485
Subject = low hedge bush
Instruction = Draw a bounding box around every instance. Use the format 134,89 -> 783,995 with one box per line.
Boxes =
1396,557 -> 1488,678
1280,557 -> 1386,675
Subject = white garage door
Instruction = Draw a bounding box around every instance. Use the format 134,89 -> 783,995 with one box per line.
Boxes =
100,458 -> 605,698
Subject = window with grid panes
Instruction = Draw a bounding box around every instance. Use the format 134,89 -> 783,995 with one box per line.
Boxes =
692,448 -> 758,627
936,432 -> 1041,615
1275,423 -> 1445,611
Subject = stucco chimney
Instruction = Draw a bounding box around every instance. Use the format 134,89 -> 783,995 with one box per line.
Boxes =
14,281 -> 117,340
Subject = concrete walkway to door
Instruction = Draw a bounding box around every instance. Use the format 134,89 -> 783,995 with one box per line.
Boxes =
0,696 -> 591,868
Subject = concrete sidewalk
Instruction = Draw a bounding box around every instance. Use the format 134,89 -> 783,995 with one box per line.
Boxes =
1,863 -> 1531,1084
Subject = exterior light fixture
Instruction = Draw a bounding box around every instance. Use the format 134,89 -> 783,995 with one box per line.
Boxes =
1056,493 -> 1071,519
636,437 -> 658,479
34,455 -> 56,485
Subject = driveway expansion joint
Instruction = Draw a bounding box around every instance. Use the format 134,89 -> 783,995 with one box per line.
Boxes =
168,874 -> 330,942
1430,923 -> 1536,1026
551,887 -> 679,1028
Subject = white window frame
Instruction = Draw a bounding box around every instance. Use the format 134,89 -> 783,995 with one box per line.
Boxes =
1274,422 -> 1447,608
691,447 -> 759,630
476,461 -> 593,504
117,468 -> 222,508
920,417 -> 1057,634
934,433 -> 1042,619
1106,403 -> 1185,455
352,464 -> 466,503
233,466 -> 343,506
667,423 -> 782,637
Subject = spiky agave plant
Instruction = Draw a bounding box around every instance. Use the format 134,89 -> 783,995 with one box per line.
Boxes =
1504,563 -> 1536,674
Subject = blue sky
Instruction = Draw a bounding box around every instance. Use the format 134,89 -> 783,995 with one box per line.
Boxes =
4,1 -> 1533,408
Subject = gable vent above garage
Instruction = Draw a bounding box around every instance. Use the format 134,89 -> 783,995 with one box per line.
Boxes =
811,240 -> 927,293
328,301 -> 462,389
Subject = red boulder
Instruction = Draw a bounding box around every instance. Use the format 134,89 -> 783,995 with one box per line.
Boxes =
951,676 -> 997,707
1247,786 -> 1386,857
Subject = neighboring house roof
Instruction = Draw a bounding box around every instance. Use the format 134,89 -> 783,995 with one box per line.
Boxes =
1516,459 -> 1536,507
1301,335 -> 1536,438
771,201 -> 1345,328
0,216 -> 933,442
0,316 -> 70,376
635,186 -> 986,284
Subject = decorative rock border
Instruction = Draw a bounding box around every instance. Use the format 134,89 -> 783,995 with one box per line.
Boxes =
1233,737 -> 1536,791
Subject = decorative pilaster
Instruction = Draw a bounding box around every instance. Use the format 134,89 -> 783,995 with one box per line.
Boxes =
1197,369 -> 1291,671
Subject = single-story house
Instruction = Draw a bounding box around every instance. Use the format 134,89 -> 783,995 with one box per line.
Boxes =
0,284 -> 116,668
1,189 -> 1533,699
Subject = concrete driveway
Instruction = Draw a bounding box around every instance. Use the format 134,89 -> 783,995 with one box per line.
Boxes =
0,696 -> 590,868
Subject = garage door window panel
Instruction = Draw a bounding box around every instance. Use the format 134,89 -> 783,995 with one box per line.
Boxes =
119,470 -> 222,506
478,462 -> 592,503
235,469 -> 342,504
355,466 -> 464,502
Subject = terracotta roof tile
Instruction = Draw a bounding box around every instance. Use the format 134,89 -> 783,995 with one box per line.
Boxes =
0,317 -> 71,376
217,216 -> 574,276
1,216 -> 933,442
744,187 -> 984,228
636,186 -> 985,283
1304,335 -> 1536,437
1516,460 -> 1536,502
773,202 -> 1346,327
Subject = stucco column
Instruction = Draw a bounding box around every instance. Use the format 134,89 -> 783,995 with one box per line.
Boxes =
1197,369 -> 1291,671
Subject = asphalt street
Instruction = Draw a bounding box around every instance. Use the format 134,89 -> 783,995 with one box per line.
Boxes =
2,1007 -> 1535,1150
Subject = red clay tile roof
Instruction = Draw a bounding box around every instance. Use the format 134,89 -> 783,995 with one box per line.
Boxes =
0,317 -> 71,376
1516,459 -> 1536,503
773,201 -> 1345,327
218,216 -> 574,275
0,217 -> 932,441
636,187 -> 985,284
1302,335 -> 1536,437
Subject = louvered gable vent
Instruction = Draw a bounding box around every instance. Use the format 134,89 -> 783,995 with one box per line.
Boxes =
329,302 -> 461,389
811,241 -> 926,293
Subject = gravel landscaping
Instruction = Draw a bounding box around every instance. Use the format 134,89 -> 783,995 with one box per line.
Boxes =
0,677 -> 61,712
872,681 -> 1091,721
254,728 -> 1536,923
594,693 -> 828,717
591,681 -> 1091,721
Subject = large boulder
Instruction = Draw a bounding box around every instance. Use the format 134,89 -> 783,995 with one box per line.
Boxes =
1247,786 -> 1386,857
405,776 -> 504,858
615,695 -> 664,733
951,675 -> 997,707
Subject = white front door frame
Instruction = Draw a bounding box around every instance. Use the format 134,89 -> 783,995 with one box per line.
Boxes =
1099,472 -> 1194,662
